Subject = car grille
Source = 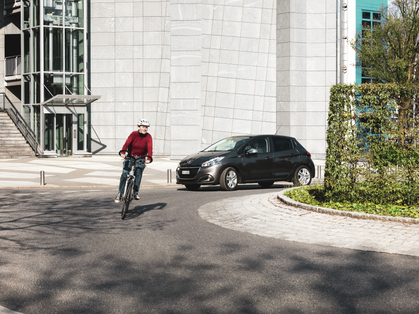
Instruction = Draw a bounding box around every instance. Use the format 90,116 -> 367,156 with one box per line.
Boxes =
179,158 -> 196,167
178,167 -> 200,179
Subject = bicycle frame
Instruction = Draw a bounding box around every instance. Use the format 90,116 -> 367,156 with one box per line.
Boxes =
123,163 -> 136,202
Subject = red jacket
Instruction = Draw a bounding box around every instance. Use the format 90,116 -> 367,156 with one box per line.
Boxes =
122,131 -> 153,158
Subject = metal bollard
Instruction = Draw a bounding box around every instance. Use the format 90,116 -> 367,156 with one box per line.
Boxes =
167,169 -> 172,183
40,171 -> 46,185
316,165 -> 322,180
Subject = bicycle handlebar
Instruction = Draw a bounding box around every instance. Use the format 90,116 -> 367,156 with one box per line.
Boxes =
118,150 -> 153,163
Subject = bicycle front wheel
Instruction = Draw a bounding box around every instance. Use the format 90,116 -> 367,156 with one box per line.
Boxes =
121,179 -> 134,219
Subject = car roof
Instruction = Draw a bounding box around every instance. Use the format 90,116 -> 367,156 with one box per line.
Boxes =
230,134 -> 296,140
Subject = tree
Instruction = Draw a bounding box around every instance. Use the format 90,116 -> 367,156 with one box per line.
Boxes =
351,0 -> 419,141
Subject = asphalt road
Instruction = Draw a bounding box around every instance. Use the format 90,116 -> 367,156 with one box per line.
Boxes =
1,186 -> 419,314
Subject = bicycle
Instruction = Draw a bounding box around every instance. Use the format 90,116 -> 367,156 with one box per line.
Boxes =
119,150 -> 153,219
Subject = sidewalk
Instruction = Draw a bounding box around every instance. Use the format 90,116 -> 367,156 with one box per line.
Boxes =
0,156 -> 325,189
0,155 -> 179,189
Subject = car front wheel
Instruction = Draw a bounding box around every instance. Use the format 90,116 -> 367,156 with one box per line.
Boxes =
220,167 -> 238,191
293,166 -> 312,186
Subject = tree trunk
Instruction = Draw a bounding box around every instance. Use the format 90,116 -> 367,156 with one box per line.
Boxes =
397,97 -> 412,145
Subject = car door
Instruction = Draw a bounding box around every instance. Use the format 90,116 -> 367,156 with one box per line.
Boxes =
271,136 -> 297,180
240,136 -> 273,181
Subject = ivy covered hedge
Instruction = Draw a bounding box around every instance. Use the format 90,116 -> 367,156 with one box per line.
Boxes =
324,84 -> 419,206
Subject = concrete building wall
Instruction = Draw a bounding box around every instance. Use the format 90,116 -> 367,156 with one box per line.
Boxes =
277,0 -> 336,160
200,0 -> 277,150
89,0 -> 171,155
89,0 -> 334,160
170,0 -> 202,159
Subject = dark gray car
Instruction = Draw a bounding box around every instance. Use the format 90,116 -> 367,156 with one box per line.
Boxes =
176,135 -> 315,191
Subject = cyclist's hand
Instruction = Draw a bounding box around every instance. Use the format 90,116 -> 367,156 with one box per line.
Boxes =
121,153 -> 126,159
145,159 -> 151,164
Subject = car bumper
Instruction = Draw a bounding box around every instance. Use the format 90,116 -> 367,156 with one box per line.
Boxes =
176,165 -> 221,185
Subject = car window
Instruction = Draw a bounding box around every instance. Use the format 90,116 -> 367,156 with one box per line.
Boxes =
272,137 -> 293,152
203,136 -> 250,152
244,137 -> 270,153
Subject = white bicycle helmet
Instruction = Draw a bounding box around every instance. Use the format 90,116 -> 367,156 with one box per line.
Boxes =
137,118 -> 150,127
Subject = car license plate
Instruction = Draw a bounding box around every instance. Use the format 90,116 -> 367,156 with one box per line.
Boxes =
182,170 -> 190,175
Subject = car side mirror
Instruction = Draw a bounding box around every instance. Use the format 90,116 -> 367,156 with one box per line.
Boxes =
246,148 -> 258,155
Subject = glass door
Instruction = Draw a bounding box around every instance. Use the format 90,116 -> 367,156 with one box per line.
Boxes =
77,113 -> 85,151
44,113 -> 55,152
43,111 -> 87,156
56,114 -> 72,156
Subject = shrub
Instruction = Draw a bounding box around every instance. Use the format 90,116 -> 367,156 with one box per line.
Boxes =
285,186 -> 419,218
325,84 -> 419,205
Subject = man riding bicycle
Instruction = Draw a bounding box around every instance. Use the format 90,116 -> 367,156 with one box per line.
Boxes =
115,118 -> 153,203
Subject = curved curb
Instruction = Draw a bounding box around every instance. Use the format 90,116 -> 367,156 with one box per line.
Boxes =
278,187 -> 419,225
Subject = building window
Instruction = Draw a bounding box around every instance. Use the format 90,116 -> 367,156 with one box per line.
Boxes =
361,11 -> 381,83
44,73 -> 63,100
65,74 -> 84,94
44,0 -> 63,26
65,0 -> 84,27
65,29 -> 84,72
23,30 -> 30,73
44,27 -> 63,71
23,0 -> 30,29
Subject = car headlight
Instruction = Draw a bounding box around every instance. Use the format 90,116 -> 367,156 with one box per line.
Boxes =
202,156 -> 224,167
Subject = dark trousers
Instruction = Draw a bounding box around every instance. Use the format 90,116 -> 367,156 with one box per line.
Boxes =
118,158 -> 145,194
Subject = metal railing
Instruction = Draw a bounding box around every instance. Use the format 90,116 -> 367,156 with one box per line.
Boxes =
0,93 -> 42,156
5,56 -> 21,77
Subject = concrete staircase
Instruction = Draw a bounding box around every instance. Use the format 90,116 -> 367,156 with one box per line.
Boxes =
0,111 -> 36,159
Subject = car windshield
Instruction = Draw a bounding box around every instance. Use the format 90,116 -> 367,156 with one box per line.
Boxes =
203,136 -> 250,152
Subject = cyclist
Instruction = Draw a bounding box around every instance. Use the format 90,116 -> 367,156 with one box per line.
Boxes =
115,118 -> 153,203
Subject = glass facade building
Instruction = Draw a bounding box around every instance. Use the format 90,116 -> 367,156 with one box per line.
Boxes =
3,0 -> 99,156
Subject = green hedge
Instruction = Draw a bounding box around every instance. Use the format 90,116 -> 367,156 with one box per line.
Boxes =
285,186 -> 419,218
325,84 -> 419,205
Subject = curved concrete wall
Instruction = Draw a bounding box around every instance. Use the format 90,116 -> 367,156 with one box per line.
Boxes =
89,0 -> 334,160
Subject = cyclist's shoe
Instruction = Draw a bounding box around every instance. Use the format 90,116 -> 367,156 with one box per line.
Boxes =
134,192 -> 140,200
114,193 -> 122,203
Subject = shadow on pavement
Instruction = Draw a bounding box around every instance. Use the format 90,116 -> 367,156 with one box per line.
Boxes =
1,240 -> 419,313
1,189 -> 419,313
124,202 -> 167,220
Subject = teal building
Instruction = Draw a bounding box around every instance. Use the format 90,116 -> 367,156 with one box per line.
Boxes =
356,0 -> 388,84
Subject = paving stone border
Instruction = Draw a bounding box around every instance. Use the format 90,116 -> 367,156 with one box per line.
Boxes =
198,191 -> 419,256
278,187 -> 419,225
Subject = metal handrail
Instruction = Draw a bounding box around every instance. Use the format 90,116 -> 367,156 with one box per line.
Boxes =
0,93 -> 42,156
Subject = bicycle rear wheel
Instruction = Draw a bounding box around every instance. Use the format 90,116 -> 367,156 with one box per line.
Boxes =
121,179 -> 133,219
